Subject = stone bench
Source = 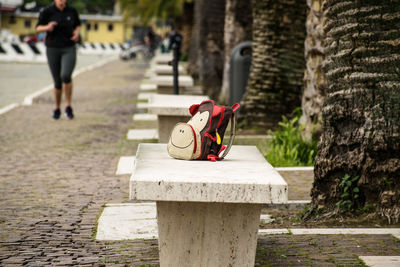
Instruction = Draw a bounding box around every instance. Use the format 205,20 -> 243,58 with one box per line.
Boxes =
147,94 -> 209,142
151,75 -> 194,94
152,54 -> 173,65
154,64 -> 185,75
130,143 -> 288,266
144,65 -> 185,79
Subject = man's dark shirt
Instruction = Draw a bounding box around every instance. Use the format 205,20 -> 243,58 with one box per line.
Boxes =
37,4 -> 81,48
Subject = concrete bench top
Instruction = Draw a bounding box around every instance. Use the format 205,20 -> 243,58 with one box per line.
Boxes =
153,54 -> 173,64
154,65 -> 185,75
130,143 -> 288,204
147,94 -> 209,116
151,75 -> 194,87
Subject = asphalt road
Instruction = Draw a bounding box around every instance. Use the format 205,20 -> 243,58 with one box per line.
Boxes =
0,54 -> 116,110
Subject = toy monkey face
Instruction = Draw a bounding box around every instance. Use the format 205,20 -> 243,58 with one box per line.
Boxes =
170,123 -> 195,149
167,102 -> 214,160
168,122 -> 201,160
168,111 -> 210,160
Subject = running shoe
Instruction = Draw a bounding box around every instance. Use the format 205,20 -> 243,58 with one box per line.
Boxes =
53,108 -> 61,120
65,106 -> 74,120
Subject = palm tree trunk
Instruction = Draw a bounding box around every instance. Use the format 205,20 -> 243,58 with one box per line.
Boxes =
311,0 -> 400,223
187,0 -> 226,99
173,2 -> 194,58
187,0 -> 201,80
219,0 -> 253,104
300,0 -> 327,140
238,0 -> 307,130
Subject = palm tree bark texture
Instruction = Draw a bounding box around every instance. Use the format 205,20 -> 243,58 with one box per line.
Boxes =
187,0 -> 201,80
311,0 -> 400,223
188,0 -> 226,99
238,0 -> 307,130
300,0 -> 327,140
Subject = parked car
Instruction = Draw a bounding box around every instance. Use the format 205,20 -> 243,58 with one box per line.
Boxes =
119,42 -> 154,61
23,34 -> 38,44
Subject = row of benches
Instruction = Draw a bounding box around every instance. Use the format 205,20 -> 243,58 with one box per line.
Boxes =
125,53 -> 289,266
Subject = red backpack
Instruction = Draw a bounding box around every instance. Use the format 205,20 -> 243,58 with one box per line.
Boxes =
167,100 -> 240,161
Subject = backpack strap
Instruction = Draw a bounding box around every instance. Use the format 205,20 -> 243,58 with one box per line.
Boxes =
219,103 -> 240,159
219,113 -> 236,159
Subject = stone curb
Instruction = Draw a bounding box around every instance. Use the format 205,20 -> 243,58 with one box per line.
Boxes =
262,200 -> 311,210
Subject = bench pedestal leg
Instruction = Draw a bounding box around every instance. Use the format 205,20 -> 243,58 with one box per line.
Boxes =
158,115 -> 190,143
157,86 -> 186,94
157,86 -> 174,94
156,201 -> 261,267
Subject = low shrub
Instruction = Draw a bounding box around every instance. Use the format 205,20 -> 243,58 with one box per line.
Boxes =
265,109 -> 318,167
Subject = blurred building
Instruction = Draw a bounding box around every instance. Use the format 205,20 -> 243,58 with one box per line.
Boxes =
0,10 -> 133,44
80,14 -> 130,43
0,0 -> 23,12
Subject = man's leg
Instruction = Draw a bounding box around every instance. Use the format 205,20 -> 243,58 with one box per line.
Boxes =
54,88 -> 62,109
46,47 -> 63,119
63,82 -> 74,119
60,46 -> 77,119
46,47 -> 62,110
61,46 -> 76,108
63,82 -> 72,108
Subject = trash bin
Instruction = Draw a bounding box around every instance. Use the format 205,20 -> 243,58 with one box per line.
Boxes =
229,41 -> 252,106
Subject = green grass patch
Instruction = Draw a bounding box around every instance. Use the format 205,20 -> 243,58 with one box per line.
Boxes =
92,204 -> 105,241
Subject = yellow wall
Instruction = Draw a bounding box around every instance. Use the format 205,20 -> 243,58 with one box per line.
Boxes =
0,12 -> 130,43
1,13 -> 38,37
82,19 -> 125,43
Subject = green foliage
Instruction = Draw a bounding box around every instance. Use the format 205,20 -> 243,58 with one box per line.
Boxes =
264,109 -> 318,167
335,174 -> 360,213
26,0 -> 115,14
297,205 -> 311,220
298,204 -> 324,221
360,204 -> 375,214
383,178 -> 394,188
118,0 -> 190,25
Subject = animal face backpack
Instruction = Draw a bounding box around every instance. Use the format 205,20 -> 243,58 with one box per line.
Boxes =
167,100 -> 240,161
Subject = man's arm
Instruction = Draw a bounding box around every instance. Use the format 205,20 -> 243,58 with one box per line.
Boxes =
71,26 -> 81,42
36,21 -> 57,33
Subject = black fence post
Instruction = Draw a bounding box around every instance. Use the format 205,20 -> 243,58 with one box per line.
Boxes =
168,31 -> 182,95
172,44 -> 179,95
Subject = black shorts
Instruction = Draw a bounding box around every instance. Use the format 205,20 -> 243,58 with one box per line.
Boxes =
46,46 -> 77,89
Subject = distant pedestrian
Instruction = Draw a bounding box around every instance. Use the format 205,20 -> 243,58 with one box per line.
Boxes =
38,32 -> 46,42
168,29 -> 182,60
36,0 -> 81,120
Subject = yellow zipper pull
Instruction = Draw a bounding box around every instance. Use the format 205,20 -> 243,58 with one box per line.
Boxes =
216,130 -> 221,145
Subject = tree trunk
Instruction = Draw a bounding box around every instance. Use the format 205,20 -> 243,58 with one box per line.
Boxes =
173,2 -> 194,58
188,0 -> 226,99
238,0 -> 307,130
311,0 -> 400,223
218,0 -> 253,104
187,0 -> 201,80
187,0 -> 226,95
299,0 -> 327,140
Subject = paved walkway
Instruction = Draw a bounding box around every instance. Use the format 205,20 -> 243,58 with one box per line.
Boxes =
0,54 -> 115,109
0,60 -> 399,266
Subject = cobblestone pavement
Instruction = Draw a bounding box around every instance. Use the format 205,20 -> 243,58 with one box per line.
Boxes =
0,60 -> 158,266
0,60 -> 399,266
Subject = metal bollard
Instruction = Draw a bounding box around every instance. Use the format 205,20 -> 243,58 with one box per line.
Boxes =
168,31 -> 182,95
172,45 -> 179,95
